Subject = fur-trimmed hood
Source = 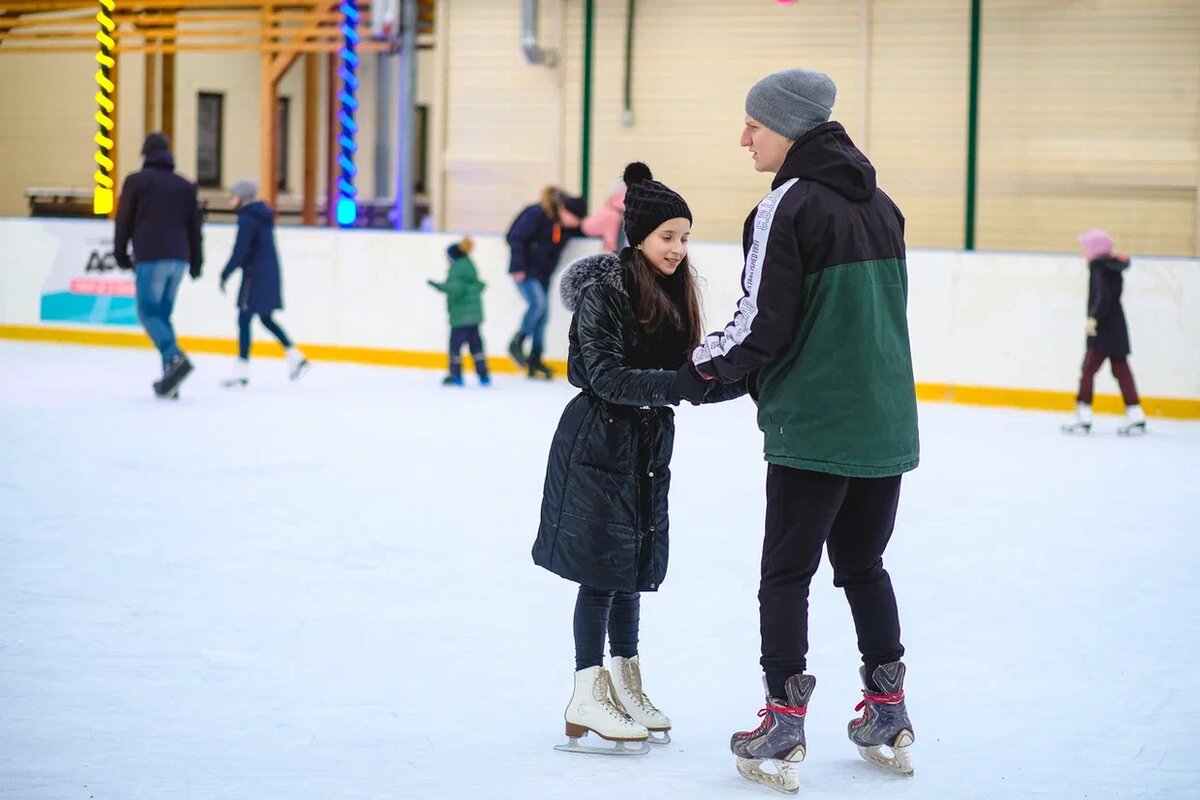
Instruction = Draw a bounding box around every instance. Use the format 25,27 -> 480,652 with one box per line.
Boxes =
559,252 -> 625,312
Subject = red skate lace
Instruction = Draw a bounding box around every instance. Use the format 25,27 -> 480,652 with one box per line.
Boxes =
855,690 -> 905,712
741,704 -> 807,738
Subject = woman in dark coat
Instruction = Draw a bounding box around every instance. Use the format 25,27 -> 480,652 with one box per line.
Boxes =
1063,229 -> 1145,436
218,179 -> 308,388
532,164 -> 745,753
505,186 -> 586,380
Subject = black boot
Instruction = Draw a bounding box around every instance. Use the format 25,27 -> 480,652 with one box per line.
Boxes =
442,356 -> 464,386
507,334 -> 528,368
527,347 -> 553,380
153,354 -> 194,399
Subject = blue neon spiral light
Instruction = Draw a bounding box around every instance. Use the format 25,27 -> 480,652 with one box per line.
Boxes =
336,0 -> 359,227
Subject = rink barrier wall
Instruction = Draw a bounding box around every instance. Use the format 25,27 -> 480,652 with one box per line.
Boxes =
1,218 -> 1197,418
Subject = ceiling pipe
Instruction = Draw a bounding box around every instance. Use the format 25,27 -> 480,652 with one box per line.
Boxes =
521,0 -> 557,67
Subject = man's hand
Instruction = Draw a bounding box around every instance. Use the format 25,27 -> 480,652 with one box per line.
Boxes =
513,271 -> 527,283
219,278 -> 227,294
1085,317 -> 1098,337
189,263 -> 202,281
673,362 -> 710,405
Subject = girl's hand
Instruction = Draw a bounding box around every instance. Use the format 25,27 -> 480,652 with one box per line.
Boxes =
1085,317 -> 1098,336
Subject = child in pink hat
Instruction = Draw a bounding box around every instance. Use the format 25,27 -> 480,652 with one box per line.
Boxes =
1062,230 -> 1145,436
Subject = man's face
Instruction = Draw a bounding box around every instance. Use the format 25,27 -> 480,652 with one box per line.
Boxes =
740,115 -> 794,174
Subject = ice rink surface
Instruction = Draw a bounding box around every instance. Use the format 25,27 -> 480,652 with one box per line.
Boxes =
2,341 -> 1198,799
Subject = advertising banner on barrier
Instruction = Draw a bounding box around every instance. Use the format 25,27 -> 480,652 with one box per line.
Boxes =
39,227 -> 137,326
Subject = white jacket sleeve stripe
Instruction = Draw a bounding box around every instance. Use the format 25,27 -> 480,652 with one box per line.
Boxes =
691,178 -> 799,368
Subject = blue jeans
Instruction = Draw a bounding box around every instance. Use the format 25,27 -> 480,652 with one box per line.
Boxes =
135,259 -> 187,370
516,278 -> 549,351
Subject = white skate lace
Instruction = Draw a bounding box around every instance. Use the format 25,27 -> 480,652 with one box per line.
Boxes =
595,671 -> 639,726
620,660 -> 663,716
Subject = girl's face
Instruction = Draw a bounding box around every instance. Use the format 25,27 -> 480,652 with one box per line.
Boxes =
638,217 -> 691,277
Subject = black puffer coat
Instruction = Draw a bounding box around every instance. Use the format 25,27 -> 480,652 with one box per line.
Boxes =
1086,256 -> 1132,357
531,253 -> 746,592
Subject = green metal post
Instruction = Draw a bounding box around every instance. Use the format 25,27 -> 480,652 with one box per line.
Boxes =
581,0 -> 595,201
964,0 -> 981,250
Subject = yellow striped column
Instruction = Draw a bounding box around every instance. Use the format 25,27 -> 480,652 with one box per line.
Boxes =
93,0 -> 116,215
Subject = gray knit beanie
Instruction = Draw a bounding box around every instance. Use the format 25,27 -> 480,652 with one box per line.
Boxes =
230,179 -> 258,203
745,68 -> 837,141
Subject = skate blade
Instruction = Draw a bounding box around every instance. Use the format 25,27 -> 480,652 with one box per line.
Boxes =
1060,424 -> 1091,435
736,757 -> 800,794
647,730 -> 671,745
220,379 -> 248,389
1117,426 -> 1147,437
290,361 -> 310,382
857,731 -> 914,776
554,735 -> 649,756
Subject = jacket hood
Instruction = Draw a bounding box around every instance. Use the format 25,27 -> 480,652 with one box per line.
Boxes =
143,149 -> 176,170
560,252 -> 624,312
237,200 -> 274,223
773,121 -> 876,202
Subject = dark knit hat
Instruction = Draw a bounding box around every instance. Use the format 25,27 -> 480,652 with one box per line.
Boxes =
141,131 -> 171,156
621,162 -> 691,248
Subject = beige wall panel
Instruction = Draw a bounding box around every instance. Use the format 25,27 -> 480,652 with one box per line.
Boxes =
580,0 -> 868,244
867,0 -> 970,249
977,0 -> 1200,256
441,0 -> 568,234
0,52 -> 150,215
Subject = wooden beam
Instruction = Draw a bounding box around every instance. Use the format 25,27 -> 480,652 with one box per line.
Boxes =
269,0 -> 342,85
0,39 -> 393,54
302,52 -> 318,225
325,50 -> 340,226
143,48 -> 157,136
161,49 -> 175,143
260,4 -> 278,207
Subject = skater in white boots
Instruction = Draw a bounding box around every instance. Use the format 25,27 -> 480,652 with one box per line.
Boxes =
219,179 -> 308,389
1062,229 -> 1146,436
531,163 -> 746,756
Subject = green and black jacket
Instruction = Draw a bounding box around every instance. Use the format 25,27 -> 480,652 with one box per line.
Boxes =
693,122 -> 919,478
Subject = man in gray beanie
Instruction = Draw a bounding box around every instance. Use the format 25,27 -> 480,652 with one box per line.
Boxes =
672,68 -> 921,789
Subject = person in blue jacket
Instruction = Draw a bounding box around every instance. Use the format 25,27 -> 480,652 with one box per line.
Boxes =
505,187 -> 586,379
218,179 -> 308,388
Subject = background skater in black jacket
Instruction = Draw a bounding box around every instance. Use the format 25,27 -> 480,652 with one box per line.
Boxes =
671,69 -> 921,789
532,163 -> 745,755
505,187 -> 585,379
1062,228 -> 1146,436
112,132 -> 204,399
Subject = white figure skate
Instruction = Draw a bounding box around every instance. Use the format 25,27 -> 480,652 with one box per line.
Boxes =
609,655 -> 671,744
1117,404 -> 1147,436
1061,402 -> 1092,434
220,359 -> 249,389
554,666 -> 649,756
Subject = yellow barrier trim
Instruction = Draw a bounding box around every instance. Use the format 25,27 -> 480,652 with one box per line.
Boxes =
2,324 -> 1197,419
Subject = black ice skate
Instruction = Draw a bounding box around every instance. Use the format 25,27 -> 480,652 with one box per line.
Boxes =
848,660 -> 915,776
507,334 -> 528,368
527,348 -> 553,380
730,674 -> 814,794
154,355 -> 193,399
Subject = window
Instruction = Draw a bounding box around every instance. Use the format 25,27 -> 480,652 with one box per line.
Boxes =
277,96 -> 291,192
196,92 -> 224,188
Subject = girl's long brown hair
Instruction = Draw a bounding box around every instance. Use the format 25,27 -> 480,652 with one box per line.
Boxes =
623,247 -> 703,357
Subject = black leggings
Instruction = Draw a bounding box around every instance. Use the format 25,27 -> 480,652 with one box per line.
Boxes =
238,310 -> 292,360
573,586 -> 640,671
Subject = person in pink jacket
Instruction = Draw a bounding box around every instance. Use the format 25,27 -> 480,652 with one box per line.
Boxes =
581,180 -> 627,252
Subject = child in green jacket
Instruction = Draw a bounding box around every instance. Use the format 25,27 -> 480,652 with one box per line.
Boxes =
428,237 -> 490,386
